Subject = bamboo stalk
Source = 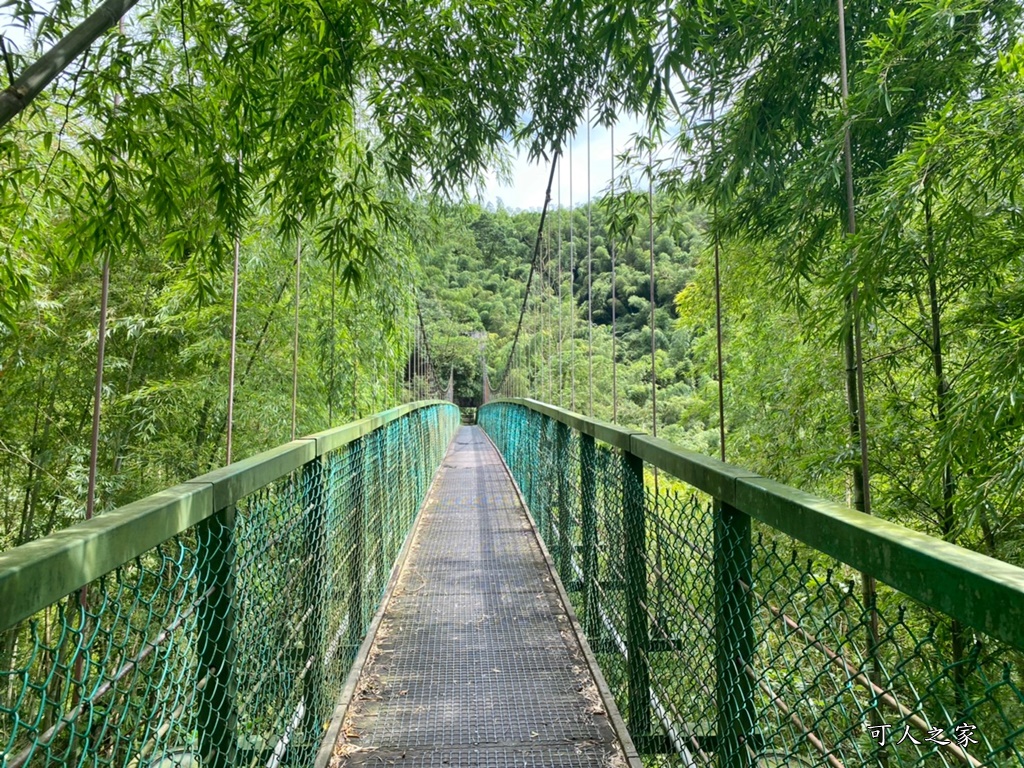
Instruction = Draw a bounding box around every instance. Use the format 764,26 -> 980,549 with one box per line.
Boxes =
0,0 -> 139,127
762,599 -> 981,766
745,664 -> 847,768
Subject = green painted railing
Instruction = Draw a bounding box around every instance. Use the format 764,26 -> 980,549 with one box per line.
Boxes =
479,398 -> 1024,768
0,401 -> 460,768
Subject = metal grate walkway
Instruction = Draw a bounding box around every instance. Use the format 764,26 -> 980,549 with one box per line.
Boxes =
326,426 -> 629,767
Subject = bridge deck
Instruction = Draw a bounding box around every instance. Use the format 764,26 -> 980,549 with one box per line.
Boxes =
326,426 -> 629,767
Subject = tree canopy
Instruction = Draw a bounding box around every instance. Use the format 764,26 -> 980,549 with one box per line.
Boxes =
3,0 -> 1024,569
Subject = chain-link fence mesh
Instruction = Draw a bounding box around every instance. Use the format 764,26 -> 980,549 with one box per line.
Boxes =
1,403 -> 459,768
480,401 -> 1024,768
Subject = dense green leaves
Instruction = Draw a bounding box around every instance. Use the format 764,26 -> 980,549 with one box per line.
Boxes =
3,0 -> 1024,570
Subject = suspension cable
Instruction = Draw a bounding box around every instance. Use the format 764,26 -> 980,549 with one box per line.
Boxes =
489,154 -> 559,395
648,115 -> 669,646
420,320 -> 429,399
226,153 -> 242,464
534,262 -> 539,398
226,235 -> 239,462
532,247 -> 538,398
413,319 -> 421,403
569,139 -> 576,411
417,317 -> 424,401
291,233 -> 301,441
542,237 -> 546,400
610,122 -> 618,424
329,262 -> 336,423
557,157 -> 563,408
354,315 -> 362,417
547,223 -> 553,402
405,320 -> 411,402
541,236 -> 547,400
648,127 -> 657,440
421,320 -> 428,399
587,110 -> 594,416
711,92 -> 726,462
540,229 -> 546,401
416,294 -> 446,397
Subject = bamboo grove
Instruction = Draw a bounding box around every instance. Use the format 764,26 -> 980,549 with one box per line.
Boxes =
2,0 -> 1024,719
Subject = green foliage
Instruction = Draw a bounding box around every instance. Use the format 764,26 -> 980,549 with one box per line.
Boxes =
650,0 -> 1024,564
0,206 -> 408,552
0,0 -> 671,549
413,194 -> 702,415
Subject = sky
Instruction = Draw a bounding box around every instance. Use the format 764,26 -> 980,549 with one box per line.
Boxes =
479,114 -> 651,212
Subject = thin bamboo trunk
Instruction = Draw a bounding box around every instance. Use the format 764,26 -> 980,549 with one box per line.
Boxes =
837,3 -> 884,757
0,0 -> 139,127
924,193 -> 968,717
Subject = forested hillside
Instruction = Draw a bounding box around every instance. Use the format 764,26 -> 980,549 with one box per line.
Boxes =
416,198 -> 702,420
420,180 -> 1024,569
3,0 -> 1024,575
0,206 -> 412,552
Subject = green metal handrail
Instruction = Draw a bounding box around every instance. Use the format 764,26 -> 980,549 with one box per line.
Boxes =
480,398 -> 1024,768
0,401 -> 460,768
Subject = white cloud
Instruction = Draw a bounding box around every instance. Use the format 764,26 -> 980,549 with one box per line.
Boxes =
480,114 -> 650,211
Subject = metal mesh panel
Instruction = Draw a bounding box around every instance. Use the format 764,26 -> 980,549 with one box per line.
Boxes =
1,403 -> 460,768
480,402 -> 1024,768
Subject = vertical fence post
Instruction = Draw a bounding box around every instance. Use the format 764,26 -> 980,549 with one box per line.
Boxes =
196,505 -> 238,768
347,440 -> 365,655
580,433 -> 599,638
539,420 -> 552,541
623,449 -> 651,737
370,430 -> 386,598
556,421 -> 571,583
521,414 -> 533,508
715,500 -> 755,768
301,455 -> 328,746
399,419 -> 409,526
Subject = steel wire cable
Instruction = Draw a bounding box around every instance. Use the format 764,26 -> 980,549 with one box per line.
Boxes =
587,110 -> 594,416
330,263 -> 337,421
540,229 -> 546,401
711,93 -> 726,462
569,139 -> 576,411
488,155 -> 559,396
291,233 -> 301,441
558,159 -> 563,407
648,126 -> 657,440
610,122 -> 617,423
226,151 -> 243,465
415,295 -> 446,398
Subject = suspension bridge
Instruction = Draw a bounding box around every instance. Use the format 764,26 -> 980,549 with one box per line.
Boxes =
3,2 -> 1024,767
3,393 -> 1024,767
